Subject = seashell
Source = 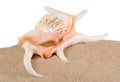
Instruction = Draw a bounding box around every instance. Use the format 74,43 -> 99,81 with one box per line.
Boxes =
18,7 -> 107,77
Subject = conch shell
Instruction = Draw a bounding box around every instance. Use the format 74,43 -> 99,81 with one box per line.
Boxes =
18,7 -> 107,77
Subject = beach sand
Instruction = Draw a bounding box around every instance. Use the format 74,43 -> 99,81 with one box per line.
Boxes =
0,40 -> 120,82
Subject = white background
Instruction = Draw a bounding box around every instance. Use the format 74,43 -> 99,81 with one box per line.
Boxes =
0,0 -> 120,48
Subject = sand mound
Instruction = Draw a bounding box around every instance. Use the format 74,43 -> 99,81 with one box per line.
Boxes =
0,40 -> 120,82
